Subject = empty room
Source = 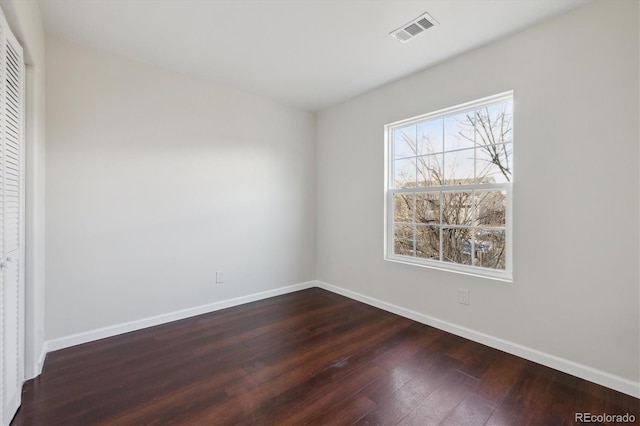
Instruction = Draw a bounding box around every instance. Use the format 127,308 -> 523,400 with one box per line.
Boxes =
0,0 -> 638,424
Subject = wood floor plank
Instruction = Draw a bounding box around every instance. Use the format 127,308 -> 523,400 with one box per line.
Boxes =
11,288 -> 639,425
265,363 -> 385,425
356,359 -> 458,425
398,370 -> 479,425
310,393 -> 377,425
441,391 -> 496,425
473,348 -> 528,405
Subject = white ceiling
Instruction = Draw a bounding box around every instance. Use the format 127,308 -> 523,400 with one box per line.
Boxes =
39,0 -> 591,111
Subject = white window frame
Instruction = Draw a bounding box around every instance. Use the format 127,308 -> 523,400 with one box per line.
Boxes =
384,91 -> 513,282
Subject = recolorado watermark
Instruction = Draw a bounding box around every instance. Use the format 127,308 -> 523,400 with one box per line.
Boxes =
575,412 -> 636,423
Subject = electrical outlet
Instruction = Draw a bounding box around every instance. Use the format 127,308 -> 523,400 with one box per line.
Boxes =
458,288 -> 470,305
216,271 -> 224,284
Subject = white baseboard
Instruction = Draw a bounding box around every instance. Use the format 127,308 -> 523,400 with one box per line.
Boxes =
44,281 -> 316,354
35,345 -> 46,376
22,344 -> 46,380
39,279 -> 639,398
315,280 -> 640,398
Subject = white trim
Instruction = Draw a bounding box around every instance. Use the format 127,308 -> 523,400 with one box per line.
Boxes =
30,346 -> 46,378
44,281 -> 316,353
39,280 -> 639,398
387,91 -> 514,129
385,256 -> 512,283
315,280 -> 640,398
20,341 -> 46,380
392,182 -> 509,193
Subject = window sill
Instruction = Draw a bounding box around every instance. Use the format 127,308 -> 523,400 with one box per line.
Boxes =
385,254 -> 513,283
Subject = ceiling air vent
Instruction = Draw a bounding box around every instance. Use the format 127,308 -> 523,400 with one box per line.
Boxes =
390,12 -> 438,43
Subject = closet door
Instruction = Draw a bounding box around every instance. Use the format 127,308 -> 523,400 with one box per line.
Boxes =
0,7 -> 24,426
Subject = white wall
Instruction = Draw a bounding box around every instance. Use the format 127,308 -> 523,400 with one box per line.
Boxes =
317,0 -> 639,387
45,37 -> 316,340
0,0 -> 46,379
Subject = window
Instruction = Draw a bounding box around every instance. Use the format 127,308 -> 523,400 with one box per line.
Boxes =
385,92 -> 513,281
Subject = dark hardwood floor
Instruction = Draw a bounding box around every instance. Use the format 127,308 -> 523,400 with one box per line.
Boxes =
12,288 -> 639,425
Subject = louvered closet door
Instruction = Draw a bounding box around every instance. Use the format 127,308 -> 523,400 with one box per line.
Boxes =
0,7 -> 24,426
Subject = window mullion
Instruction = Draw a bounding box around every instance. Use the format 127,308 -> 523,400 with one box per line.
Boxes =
471,191 -> 476,266
412,191 -> 417,256
439,191 -> 443,262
